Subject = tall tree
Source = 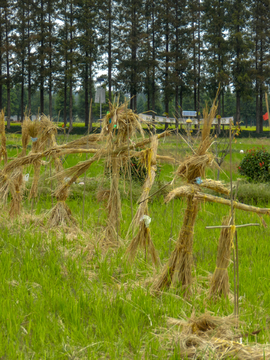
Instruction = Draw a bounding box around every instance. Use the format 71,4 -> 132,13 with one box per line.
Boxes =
3,1 -> 12,128
251,0 -> 270,133
228,0 -> 252,124
77,0 -> 98,128
116,0 -> 144,110
202,0 -> 230,116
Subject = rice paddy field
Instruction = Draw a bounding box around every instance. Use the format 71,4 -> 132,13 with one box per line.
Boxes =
2,130 -> 270,359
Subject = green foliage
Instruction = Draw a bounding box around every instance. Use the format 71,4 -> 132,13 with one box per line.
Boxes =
238,147 -> 270,182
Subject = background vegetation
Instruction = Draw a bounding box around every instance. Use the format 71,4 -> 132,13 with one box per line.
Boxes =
0,0 -> 269,131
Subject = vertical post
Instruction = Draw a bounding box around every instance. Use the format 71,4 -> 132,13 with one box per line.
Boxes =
230,120 -> 238,319
100,101 -> 102,131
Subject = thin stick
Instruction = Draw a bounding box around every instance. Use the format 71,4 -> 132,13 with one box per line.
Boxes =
82,98 -> 92,230
235,230 -> 239,320
230,120 -> 237,318
206,223 -> 259,229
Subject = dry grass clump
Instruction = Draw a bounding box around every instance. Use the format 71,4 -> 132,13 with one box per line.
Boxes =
47,201 -> 77,228
96,189 -> 111,203
209,215 -> 233,298
162,312 -> 270,359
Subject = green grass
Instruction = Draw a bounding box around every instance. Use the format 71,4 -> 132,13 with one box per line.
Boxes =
1,135 -> 270,358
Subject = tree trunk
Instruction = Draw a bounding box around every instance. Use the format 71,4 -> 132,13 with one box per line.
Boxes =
5,8 -> 10,129
164,2 -> 169,130
0,13 -> 3,110
108,0 -> 112,103
40,0 -> 44,114
21,4 -> 25,122
27,0 -> 31,114
84,62 -> 88,127
49,6 -> 52,119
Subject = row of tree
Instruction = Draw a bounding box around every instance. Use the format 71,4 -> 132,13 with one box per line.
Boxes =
0,0 -> 269,132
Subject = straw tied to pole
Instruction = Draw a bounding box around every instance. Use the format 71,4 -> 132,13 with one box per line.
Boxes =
151,93 -> 269,299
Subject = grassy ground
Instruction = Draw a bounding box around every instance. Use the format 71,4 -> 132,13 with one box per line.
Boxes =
1,134 -> 270,358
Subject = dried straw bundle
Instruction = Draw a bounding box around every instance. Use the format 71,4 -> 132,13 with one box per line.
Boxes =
96,189 -> 110,203
9,170 -> 23,218
164,312 -> 270,359
152,195 -> 199,296
28,116 -> 57,199
101,100 -> 144,146
175,153 -> 214,182
200,179 -> 230,195
133,136 -> 158,227
47,186 -> 76,227
126,137 -> 159,264
50,131 -> 169,188
105,158 -> 121,244
126,216 -> 159,266
209,215 -> 232,298
63,134 -> 102,149
0,109 -> 7,165
195,192 -> 270,215
164,185 -> 199,204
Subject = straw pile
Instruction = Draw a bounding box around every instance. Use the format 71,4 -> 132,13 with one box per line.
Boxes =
126,136 -> 160,265
209,215 -> 233,298
162,312 -> 270,359
47,187 -> 76,227
0,109 -> 7,165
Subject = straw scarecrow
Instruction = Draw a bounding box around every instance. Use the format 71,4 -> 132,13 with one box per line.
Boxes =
99,100 -> 144,245
126,135 -> 160,265
151,98 -> 223,295
152,99 -> 270,297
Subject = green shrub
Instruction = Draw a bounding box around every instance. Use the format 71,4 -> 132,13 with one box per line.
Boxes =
238,147 -> 270,182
